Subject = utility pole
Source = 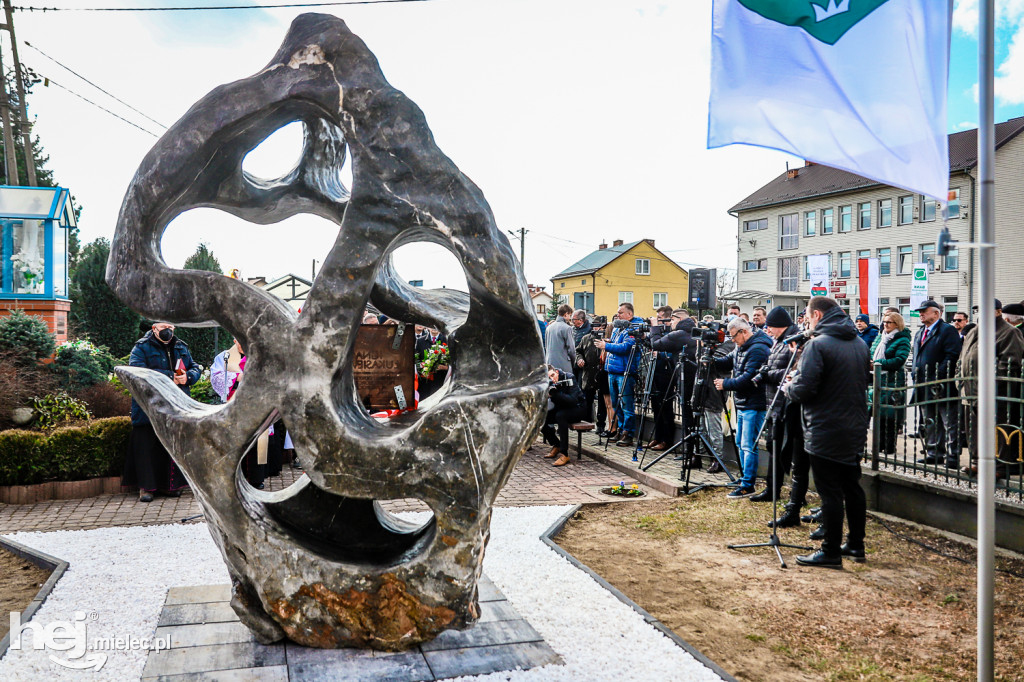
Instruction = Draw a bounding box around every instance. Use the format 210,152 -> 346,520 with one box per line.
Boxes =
0,31 -> 17,185
507,228 -> 528,269
2,0 -> 35,185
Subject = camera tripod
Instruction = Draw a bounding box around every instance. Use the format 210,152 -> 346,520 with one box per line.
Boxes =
726,344 -> 811,568
677,349 -> 740,493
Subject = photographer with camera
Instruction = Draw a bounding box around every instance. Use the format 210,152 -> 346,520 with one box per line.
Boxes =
783,296 -> 870,567
751,308 -> 807,519
541,364 -> 587,467
594,303 -> 644,447
574,312 -> 603,423
714,318 -> 773,497
649,308 -> 697,454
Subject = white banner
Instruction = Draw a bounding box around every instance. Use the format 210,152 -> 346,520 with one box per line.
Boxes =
807,254 -> 830,296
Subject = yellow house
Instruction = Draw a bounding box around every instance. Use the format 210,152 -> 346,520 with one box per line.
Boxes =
550,239 -> 688,318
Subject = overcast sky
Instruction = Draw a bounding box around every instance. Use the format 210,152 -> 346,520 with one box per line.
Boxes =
11,0 -> 1024,294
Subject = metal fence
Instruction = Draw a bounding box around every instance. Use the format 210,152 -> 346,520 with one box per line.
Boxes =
868,359 -> 1024,500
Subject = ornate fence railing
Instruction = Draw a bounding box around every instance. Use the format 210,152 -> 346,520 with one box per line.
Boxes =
868,360 -> 1024,500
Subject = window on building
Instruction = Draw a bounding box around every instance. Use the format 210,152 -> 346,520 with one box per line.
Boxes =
898,245 -> 913,274
878,247 -> 891,276
839,251 -> 851,278
948,188 -> 961,218
778,256 -> 799,292
743,259 -> 767,271
537,304 -> 546,315
573,292 -> 594,314
858,202 -> 871,229
635,258 -> 650,275
779,213 -> 798,250
921,195 -> 937,222
898,195 -> 914,224
653,292 -> 668,308
744,218 -> 767,232
879,297 -> 890,308
804,210 -> 816,237
944,245 -> 959,271
821,208 -> 834,235
618,291 -> 633,304
943,296 -> 958,322
560,282 -> 565,288
921,243 -> 936,272
802,255 -> 809,280
879,198 -> 892,227
899,297 -> 911,318
581,279 -> 586,285
839,205 -> 852,233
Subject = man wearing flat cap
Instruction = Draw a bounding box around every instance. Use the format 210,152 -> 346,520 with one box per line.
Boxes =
1002,302 -> 1024,331
912,300 -> 963,469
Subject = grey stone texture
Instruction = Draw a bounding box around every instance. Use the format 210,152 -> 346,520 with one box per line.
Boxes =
108,13 -> 545,651
143,583 -> 561,680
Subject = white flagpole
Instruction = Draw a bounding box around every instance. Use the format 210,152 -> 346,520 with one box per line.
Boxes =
977,0 -> 995,678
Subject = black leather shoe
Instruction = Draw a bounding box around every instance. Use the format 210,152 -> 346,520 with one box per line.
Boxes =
809,524 -> 826,540
616,436 -> 634,447
917,455 -> 940,464
749,488 -> 780,503
795,550 -> 842,568
768,506 -> 802,528
139,491 -> 153,503
802,510 -> 822,524
840,543 -> 866,562
707,461 -> 723,474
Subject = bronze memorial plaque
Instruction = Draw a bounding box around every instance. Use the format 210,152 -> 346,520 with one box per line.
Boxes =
352,323 -> 416,411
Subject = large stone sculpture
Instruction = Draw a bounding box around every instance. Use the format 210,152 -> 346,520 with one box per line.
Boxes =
106,13 -> 546,650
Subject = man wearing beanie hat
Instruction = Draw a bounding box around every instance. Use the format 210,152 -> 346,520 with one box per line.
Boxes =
1003,302 -> 1024,330
854,314 -> 878,348
750,307 -> 806,516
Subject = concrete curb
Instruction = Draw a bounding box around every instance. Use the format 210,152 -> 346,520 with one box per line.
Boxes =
540,504 -> 736,682
0,536 -> 69,660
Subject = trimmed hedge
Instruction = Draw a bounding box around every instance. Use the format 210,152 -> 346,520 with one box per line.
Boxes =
0,416 -> 131,486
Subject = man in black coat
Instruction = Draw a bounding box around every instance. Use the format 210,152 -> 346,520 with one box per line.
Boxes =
650,308 -> 698,457
911,300 -> 963,469
783,297 -> 870,567
542,366 -> 587,467
415,327 -> 448,401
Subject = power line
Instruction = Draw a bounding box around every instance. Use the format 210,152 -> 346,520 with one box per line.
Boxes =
13,0 -> 432,11
24,40 -> 167,129
39,74 -> 161,137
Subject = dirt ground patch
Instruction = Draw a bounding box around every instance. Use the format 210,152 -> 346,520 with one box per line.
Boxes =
556,493 -> 1024,681
0,545 -> 51,641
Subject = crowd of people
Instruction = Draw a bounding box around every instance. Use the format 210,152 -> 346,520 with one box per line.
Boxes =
542,294 -> 1024,568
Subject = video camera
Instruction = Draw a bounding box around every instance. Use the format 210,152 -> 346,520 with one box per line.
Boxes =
590,315 -> 608,339
691,321 -> 726,346
613,318 -> 651,339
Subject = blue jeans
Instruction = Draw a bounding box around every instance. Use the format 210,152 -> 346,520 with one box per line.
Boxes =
735,408 -> 766,489
608,373 -> 636,436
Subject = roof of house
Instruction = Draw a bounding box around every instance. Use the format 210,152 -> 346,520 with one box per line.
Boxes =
730,117 -> 1024,213
552,240 -> 644,278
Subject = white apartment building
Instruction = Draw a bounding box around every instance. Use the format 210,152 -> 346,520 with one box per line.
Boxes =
726,117 -> 1024,323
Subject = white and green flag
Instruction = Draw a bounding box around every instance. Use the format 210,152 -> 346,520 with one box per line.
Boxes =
708,0 -> 950,201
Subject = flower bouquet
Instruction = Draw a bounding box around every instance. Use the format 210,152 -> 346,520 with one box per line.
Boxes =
418,340 -> 449,380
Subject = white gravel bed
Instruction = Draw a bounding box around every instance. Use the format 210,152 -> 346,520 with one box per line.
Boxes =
0,506 -> 720,681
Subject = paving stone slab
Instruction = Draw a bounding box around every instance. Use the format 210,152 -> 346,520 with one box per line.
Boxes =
147,580 -> 561,680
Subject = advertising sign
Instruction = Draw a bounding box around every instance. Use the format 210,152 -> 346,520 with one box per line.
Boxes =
909,263 -> 929,318
807,254 -> 830,296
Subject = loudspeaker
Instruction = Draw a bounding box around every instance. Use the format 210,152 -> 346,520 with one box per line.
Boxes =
688,268 -> 717,311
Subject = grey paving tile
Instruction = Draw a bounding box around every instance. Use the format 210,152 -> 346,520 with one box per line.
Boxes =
286,645 -> 433,682
154,621 -> 256,648
159,602 -> 239,627
424,641 -> 562,680
166,584 -> 232,606
149,665 -> 289,681
420,619 -> 543,652
141,641 -> 286,678
477,580 -> 502,602
478,599 -> 519,623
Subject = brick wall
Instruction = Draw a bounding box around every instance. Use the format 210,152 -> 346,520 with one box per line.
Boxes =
0,299 -> 72,345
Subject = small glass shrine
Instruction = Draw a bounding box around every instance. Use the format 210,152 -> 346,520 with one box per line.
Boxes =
0,185 -> 76,299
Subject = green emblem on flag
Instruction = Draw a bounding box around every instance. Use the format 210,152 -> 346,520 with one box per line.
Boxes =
738,0 -> 891,45
913,268 -> 927,281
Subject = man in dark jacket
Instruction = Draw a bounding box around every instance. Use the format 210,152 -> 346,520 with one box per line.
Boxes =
750,307 -> 804,510
644,306 -> 682,451
574,315 -> 602,423
912,300 -> 963,468
124,322 -> 201,502
714,318 -> 773,496
542,366 -> 587,467
649,308 -> 699,455
784,297 -> 870,567
855,314 -> 879,348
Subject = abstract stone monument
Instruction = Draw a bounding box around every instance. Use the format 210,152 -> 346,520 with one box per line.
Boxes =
107,13 -> 546,650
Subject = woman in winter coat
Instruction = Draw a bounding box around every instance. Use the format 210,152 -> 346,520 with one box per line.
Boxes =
541,365 -> 587,467
869,311 -> 912,454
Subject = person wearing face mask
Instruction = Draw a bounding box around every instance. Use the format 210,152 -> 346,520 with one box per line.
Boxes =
123,322 -> 201,502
